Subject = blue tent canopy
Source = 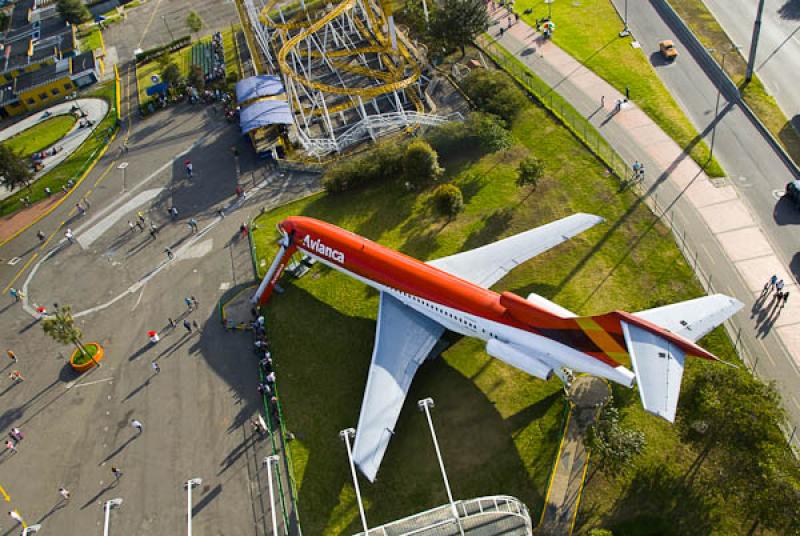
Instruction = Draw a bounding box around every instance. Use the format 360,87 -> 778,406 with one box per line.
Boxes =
235,75 -> 286,104
239,100 -> 293,134
146,83 -> 168,96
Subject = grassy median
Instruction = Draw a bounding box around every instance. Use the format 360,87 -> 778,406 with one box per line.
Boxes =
5,115 -> 77,158
512,0 -> 725,177
250,69 -> 755,531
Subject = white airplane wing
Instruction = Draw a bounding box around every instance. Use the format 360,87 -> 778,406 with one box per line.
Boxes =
352,292 -> 444,481
427,213 -> 603,288
634,294 -> 743,343
621,321 -> 685,422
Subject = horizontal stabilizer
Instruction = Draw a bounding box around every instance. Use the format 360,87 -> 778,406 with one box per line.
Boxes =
634,294 -> 742,343
621,321 -> 685,422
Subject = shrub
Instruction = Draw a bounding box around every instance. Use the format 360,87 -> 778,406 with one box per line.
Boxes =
403,140 -> 443,185
188,64 -> 205,91
322,142 -> 405,193
460,69 -> 527,123
432,183 -> 464,218
516,156 -> 544,189
427,112 -> 511,156
161,62 -> 182,87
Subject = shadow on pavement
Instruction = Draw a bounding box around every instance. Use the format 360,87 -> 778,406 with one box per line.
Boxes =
773,191 -> 800,225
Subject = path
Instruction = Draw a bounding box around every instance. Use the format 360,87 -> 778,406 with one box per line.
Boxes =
482,8 -> 800,448
0,98 -> 109,201
539,377 -> 609,536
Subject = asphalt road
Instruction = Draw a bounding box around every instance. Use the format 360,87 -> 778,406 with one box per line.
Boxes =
0,91 -> 318,534
702,0 -> 800,127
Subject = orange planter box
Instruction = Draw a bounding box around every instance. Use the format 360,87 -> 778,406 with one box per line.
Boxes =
70,343 -> 104,373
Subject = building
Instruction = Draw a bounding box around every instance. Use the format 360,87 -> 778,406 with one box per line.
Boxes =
0,0 -> 103,117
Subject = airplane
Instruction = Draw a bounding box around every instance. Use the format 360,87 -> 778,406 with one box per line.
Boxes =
252,213 -> 743,482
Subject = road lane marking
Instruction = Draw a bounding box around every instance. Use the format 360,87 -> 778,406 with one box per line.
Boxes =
67,377 -> 113,389
77,188 -> 164,247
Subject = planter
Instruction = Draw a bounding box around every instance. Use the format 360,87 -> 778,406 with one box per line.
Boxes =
69,343 -> 104,373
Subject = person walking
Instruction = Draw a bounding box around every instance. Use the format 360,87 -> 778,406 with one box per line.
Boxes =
776,279 -> 785,295
188,218 -> 198,233
59,487 -> 71,501
37,230 -> 46,242
136,219 -> 145,232
168,317 -> 176,328
185,160 -> 193,178
9,428 -> 23,442
185,297 -> 193,311
5,440 -> 17,454
151,361 -> 160,374
131,419 -> 144,434
170,207 -> 179,220
7,349 -> 17,363
65,228 -> 75,243
165,247 -> 174,260
8,371 -> 24,383
76,203 -> 86,216
8,510 -> 23,525
9,288 -> 21,302
111,466 -> 123,480
137,211 -> 145,224
128,220 -> 136,233
183,319 -> 192,333
600,95 -> 605,107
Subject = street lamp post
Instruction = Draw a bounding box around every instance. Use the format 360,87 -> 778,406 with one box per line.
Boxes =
340,428 -> 369,535
162,16 -> 176,42
544,0 -> 554,19
102,498 -> 123,536
618,0 -> 630,37
117,162 -> 128,193
745,0 -> 766,83
417,398 -> 464,535
185,478 -> 202,536
263,456 -> 280,536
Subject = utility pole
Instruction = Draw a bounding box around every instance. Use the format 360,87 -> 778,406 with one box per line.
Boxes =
745,0 -> 766,83
161,15 -> 176,42
619,0 -> 630,37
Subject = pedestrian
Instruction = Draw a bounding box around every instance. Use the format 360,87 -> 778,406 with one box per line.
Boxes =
170,206 -> 179,219
137,211 -> 145,224
65,228 -> 75,243
8,370 -> 23,383
9,288 -> 20,302
191,295 -> 199,308
189,218 -> 198,232
81,195 -> 89,208
764,274 -> 778,292
775,290 -> 783,303
169,317 -> 176,328
111,466 -> 123,480
257,383 -> 270,396
131,419 -> 143,433
217,208 -> 225,219
615,98 -> 623,112
9,428 -> 22,441
183,319 -> 192,333
76,203 -> 86,216
600,95 -> 605,107
8,510 -> 23,525
128,220 -> 136,233
59,487 -> 70,500
250,418 -> 266,437
625,86 -> 630,100
5,440 -> 17,453
136,219 -> 145,231
240,223 -> 248,238
235,185 -> 243,198
165,247 -> 174,260
7,349 -> 17,363
149,331 -> 160,344
266,371 -> 276,384
185,160 -> 193,178
151,361 -> 160,374
150,222 -> 159,235
37,230 -> 45,241
776,279 -> 785,293
185,297 -> 193,311
44,187 -> 52,197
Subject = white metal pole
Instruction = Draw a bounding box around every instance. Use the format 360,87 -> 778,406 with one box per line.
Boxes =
263,456 -> 280,535
340,428 -> 369,535
103,498 -> 123,536
21,525 -> 41,535
185,478 -> 202,536
418,398 -> 463,534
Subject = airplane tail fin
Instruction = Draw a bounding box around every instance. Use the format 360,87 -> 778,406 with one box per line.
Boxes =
576,294 -> 742,422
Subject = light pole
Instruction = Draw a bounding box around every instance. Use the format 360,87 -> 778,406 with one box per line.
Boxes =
544,0 -> 554,19
263,456 -> 280,536
618,0 -> 629,37
103,498 -> 123,536
22,525 -> 41,535
417,398 -> 463,535
745,0 -> 766,83
117,162 -> 128,193
339,428 -> 369,535
161,15 -> 176,42
185,478 -> 202,536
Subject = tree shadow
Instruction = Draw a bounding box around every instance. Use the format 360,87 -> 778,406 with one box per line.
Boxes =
772,192 -> 800,225
461,207 -> 514,251
778,116 -> 800,166
778,0 -> 800,19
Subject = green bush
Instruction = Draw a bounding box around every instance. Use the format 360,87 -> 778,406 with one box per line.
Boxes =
426,112 -> 512,155
403,139 -> 443,185
322,142 -> 406,193
432,183 -> 464,218
516,156 -> 544,189
588,530 -> 614,536
460,69 -> 527,123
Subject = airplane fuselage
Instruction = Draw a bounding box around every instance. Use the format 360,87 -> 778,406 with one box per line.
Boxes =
270,217 -> 636,386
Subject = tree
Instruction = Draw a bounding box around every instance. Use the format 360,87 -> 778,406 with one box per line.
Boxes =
584,401 -> 645,481
56,0 -> 91,24
187,64 -> 205,91
429,0 -> 489,57
403,140 -> 443,185
0,145 -> 33,193
516,156 -> 544,190
460,69 -> 528,123
42,305 -> 100,367
186,11 -> 203,34
161,62 -> 182,87
432,184 -> 464,218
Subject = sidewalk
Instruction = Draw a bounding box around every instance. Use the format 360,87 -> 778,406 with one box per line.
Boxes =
480,10 -> 800,442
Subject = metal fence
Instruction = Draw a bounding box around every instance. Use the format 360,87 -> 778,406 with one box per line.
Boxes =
479,38 -> 800,456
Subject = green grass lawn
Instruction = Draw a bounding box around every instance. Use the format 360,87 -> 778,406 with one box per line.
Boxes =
251,73 -> 751,531
77,29 -> 103,53
0,82 -> 117,218
72,343 -> 99,365
5,115 -> 77,158
511,0 -> 725,177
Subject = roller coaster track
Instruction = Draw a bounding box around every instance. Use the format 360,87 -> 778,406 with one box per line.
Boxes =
259,0 -> 424,114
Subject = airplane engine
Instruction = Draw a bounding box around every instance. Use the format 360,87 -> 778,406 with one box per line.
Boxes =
485,339 -> 553,380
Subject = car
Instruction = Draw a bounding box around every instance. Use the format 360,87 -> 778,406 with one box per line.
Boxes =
659,40 -> 679,61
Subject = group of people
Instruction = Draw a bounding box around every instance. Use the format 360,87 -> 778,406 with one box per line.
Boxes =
763,274 -> 790,308
252,314 -> 281,432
